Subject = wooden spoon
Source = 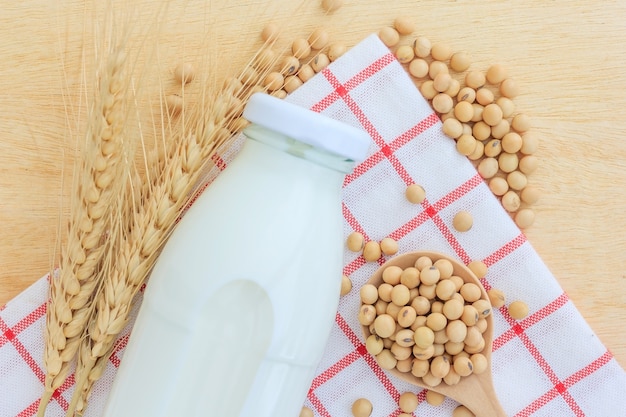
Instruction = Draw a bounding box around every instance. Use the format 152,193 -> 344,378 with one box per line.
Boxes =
362,251 -> 507,417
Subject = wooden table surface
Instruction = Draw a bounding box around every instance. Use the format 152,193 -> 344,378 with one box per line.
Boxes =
1,1 -> 624,369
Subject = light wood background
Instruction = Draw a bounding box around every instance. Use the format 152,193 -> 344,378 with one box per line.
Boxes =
0,0 -> 624,370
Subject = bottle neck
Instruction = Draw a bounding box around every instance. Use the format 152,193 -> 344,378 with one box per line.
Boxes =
243,124 -> 357,173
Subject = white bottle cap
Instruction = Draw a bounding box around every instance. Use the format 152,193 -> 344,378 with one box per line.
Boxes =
243,93 -> 371,162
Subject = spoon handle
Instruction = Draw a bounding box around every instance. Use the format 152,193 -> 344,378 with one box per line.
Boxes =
458,373 -> 508,417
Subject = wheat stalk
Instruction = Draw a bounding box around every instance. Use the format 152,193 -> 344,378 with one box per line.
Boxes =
64,28 -> 316,412
37,30 -> 133,416
55,8 -> 302,408
64,66 -> 257,416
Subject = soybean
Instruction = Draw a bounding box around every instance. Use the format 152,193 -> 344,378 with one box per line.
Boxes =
509,300 -> 529,319
174,63 -> 195,84
347,232 -> 364,252
453,405 -> 476,417
521,185 -> 540,204
453,355 -> 474,377
406,183 -> 426,204
322,0 -> 343,12
360,285 -> 378,305
453,211 -> 473,232
500,78 -> 519,98
482,103 -> 503,126
486,64 -> 507,84
465,71 -> 486,89
363,241 -> 382,262
399,392 -> 419,413
394,17 -> 416,35
261,23 -> 280,42
341,275 -> 352,296
374,314 -> 397,338
519,155 -> 539,175
378,26 -> 400,47
351,398 -> 373,417
300,407 -> 314,417
291,38 -> 311,59
501,190 -> 521,212
478,158 -> 499,179
489,177 -> 509,196
327,43 -> 347,61
360,254 -> 493,387
425,390 -> 446,406
308,28 -> 329,50
396,45 -> 415,64
311,53 -> 331,72
515,208 -> 536,229
487,288 -> 506,308
409,58 -> 429,78
450,51 -> 471,72
468,260 -> 487,279
413,36 -> 432,58
381,237 -> 399,256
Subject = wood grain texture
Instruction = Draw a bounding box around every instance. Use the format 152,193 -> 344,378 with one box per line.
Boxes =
0,1 -> 624,370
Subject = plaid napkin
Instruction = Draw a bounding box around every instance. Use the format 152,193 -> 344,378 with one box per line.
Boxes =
1,34 -> 625,417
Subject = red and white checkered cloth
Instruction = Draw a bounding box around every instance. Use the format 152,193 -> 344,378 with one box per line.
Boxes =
1,34 -> 625,417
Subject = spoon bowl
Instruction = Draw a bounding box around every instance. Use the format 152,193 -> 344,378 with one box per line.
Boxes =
361,251 -> 507,417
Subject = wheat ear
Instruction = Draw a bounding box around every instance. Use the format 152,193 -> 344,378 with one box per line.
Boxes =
65,77 -> 247,417
37,35 -> 132,417
66,35 -> 287,415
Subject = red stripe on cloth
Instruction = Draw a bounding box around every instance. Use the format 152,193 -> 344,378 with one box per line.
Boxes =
0,303 -> 46,348
16,400 -> 39,417
343,53 -> 397,92
431,173 -> 484,212
343,149 -> 387,186
341,201 -> 370,276
311,52 -> 396,114
430,213 -> 471,264
211,152 -> 228,171
334,313 -> 402,401
320,69 -> 415,186
388,207 -> 432,241
482,233 -> 527,267
343,112 -> 440,187
346,105 -> 414,186
417,388 -> 427,403
16,375 -> 75,416
514,334 -> 586,416
342,202 -> 369,239
513,389 -> 561,417
336,312 -> 364,348
514,351 -> 614,417
493,293 -> 569,352
419,173 -> 484,264
387,173 -> 484,262
520,292 -> 569,328
491,292 -> 588,415
343,255 -> 368,277
563,350 -> 613,386
307,315 -> 401,406
394,112 -> 440,148
0,316 -> 46,386
109,333 -> 131,368
307,392 -> 332,417
309,349 -> 363,391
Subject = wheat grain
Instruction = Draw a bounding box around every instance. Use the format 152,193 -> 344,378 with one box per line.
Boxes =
61,14 -> 303,412
37,34 -> 132,417
65,46 -> 277,412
